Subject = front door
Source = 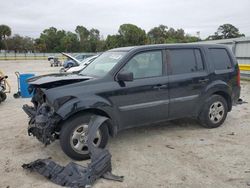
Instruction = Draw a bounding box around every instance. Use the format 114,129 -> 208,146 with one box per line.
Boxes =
110,50 -> 169,129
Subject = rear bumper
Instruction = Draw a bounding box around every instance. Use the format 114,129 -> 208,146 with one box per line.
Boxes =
232,86 -> 241,105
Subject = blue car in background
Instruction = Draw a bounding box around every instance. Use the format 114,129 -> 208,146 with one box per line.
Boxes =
62,53 -> 95,68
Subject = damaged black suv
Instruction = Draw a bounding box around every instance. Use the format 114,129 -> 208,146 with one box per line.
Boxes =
23,44 -> 241,160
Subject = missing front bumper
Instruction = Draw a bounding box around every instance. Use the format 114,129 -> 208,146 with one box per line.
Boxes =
23,104 -> 60,146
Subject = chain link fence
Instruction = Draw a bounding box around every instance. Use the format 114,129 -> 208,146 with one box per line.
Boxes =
0,52 -> 77,61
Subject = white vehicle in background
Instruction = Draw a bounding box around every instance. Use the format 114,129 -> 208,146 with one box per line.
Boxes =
66,55 -> 99,73
62,53 -> 95,68
59,54 -> 99,73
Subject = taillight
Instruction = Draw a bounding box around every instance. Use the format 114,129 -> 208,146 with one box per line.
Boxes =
237,68 -> 240,86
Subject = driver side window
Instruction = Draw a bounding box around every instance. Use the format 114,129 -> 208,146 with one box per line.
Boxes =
121,50 -> 163,79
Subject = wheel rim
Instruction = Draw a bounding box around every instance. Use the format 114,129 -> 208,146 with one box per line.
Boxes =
208,101 -> 225,124
70,124 -> 102,154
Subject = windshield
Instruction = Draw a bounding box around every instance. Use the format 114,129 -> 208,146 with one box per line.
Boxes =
75,54 -> 84,60
79,52 -> 126,77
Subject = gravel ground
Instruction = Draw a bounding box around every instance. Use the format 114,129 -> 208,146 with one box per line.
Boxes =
0,60 -> 249,188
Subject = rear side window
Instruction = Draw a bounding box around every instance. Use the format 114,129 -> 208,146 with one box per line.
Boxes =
167,49 -> 204,75
209,48 -> 232,70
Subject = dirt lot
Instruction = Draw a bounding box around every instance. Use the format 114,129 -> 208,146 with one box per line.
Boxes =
0,60 -> 249,188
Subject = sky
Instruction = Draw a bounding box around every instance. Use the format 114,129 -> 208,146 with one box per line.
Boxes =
0,0 -> 249,39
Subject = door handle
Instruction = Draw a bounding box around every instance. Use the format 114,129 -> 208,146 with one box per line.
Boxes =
198,78 -> 209,83
153,84 -> 168,90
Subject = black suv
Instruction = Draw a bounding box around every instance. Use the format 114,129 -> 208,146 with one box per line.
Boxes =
23,44 -> 241,160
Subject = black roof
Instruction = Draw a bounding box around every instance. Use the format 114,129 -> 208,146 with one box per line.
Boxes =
109,43 -> 228,52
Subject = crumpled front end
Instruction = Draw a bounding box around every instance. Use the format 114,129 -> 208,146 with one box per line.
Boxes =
23,88 -> 61,146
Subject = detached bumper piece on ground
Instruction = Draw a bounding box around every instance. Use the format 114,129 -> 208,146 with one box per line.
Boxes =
22,116 -> 124,188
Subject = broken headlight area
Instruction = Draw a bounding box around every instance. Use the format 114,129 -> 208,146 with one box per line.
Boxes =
30,87 -> 46,108
23,103 -> 60,146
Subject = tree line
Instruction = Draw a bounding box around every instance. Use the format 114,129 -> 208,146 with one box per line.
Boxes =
0,23 -> 245,53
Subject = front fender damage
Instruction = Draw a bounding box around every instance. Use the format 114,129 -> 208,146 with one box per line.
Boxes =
23,103 -> 61,145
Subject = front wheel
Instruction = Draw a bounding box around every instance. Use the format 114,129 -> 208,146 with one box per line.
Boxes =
199,95 -> 228,128
60,113 -> 109,160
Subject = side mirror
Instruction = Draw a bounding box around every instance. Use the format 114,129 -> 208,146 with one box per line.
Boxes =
117,72 -> 133,82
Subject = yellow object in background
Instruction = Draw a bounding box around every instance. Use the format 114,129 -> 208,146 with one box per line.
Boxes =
239,64 -> 250,71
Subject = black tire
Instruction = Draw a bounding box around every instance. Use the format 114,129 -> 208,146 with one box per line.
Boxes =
13,92 -> 21,98
199,95 -> 228,128
0,92 -> 7,101
60,113 -> 109,160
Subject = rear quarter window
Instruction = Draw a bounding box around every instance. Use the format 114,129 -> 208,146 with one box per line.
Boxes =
209,48 -> 232,70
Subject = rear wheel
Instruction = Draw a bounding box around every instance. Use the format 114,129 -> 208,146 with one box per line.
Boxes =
60,113 -> 109,160
199,95 -> 228,128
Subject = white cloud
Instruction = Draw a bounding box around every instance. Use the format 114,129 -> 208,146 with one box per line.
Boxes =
0,0 -> 249,39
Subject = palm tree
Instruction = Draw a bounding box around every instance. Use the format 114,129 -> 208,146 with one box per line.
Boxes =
0,25 -> 12,51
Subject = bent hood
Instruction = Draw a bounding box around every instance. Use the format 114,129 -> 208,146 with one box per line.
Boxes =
27,73 -> 93,89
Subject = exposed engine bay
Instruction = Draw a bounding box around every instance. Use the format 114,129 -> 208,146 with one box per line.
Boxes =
22,73 -> 93,145
23,88 -> 61,145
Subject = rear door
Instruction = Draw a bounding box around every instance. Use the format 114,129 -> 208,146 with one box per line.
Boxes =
208,47 -> 240,105
167,47 -> 209,118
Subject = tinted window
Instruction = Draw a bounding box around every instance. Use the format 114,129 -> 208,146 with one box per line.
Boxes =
210,48 -> 232,70
168,49 -> 204,75
121,51 -> 163,79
